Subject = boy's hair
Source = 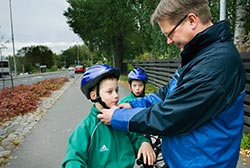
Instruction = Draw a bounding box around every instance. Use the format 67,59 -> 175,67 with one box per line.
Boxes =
90,75 -> 118,93
81,64 -> 120,99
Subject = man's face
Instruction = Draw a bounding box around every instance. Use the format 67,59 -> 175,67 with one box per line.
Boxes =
99,78 -> 119,108
130,80 -> 145,97
158,15 -> 194,50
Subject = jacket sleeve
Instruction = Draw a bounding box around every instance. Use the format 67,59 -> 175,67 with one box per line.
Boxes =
129,92 -> 164,108
119,93 -> 134,104
111,70 -> 231,136
61,122 -> 89,168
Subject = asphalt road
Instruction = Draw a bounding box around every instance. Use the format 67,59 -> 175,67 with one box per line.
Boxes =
2,74 -> 249,168
0,71 -> 71,90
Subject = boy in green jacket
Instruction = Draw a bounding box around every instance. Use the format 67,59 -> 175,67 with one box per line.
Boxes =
61,64 -> 155,168
119,67 -> 148,104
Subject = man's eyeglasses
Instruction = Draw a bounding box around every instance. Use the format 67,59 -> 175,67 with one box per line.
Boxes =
165,15 -> 188,38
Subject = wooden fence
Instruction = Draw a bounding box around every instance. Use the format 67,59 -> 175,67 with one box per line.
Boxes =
132,52 -> 250,133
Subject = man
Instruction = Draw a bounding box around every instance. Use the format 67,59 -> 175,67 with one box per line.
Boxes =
98,0 -> 246,167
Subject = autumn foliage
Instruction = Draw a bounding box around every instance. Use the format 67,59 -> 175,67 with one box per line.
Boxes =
0,77 -> 69,122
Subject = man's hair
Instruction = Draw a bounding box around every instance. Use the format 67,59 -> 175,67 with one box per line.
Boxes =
150,0 -> 212,25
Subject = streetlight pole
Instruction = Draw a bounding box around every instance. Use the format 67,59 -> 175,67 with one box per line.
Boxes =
220,0 -> 226,20
73,41 -> 80,65
77,44 -> 79,65
9,0 -> 17,76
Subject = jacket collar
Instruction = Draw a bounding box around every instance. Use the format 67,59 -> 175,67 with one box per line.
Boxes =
180,20 -> 232,66
91,105 -> 100,116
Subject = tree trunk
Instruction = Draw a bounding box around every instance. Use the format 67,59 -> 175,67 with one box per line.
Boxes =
114,34 -> 124,73
234,0 -> 247,47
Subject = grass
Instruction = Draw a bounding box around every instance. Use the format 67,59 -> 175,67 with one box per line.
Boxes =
241,133 -> 250,149
241,133 -> 250,159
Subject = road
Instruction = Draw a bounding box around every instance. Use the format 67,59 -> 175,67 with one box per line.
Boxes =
0,71 -> 72,90
2,75 -> 249,168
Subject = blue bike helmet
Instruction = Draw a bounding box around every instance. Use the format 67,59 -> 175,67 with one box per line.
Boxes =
128,67 -> 148,83
81,64 -> 120,99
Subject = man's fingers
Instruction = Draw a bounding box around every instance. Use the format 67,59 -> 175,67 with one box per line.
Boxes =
97,114 -> 110,125
118,103 -> 131,109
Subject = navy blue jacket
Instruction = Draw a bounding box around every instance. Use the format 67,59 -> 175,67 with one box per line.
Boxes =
111,21 -> 246,167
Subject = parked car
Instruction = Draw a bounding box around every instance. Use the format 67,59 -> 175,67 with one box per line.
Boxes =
74,65 -> 86,73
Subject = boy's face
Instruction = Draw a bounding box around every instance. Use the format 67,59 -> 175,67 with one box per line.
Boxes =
98,78 -> 119,108
130,80 -> 145,97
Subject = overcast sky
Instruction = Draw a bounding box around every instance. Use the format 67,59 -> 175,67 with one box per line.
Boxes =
0,0 -> 82,56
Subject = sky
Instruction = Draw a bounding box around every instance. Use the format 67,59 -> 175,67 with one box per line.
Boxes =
0,0 -> 82,56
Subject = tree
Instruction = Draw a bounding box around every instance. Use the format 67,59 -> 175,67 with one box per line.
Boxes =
234,0 -> 247,44
64,0 -> 249,68
16,45 -> 54,73
64,0 -> 140,72
234,0 -> 250,52
130,0 -> 173,59
58,44 -> 92,68
209,0 -> 249,51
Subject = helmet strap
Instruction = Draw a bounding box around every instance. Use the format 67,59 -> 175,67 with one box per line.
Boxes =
91,84 -> 109,109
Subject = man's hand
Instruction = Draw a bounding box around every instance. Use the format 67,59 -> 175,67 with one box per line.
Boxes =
97,106 -> 118,125
118,103 -> 132,109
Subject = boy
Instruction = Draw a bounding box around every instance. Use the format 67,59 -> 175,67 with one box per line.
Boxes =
119,67 -> 148,104
61,64 -> 155,168
119,68 -> 164,167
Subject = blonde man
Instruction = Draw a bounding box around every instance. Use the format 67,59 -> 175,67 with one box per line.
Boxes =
98,0 -> 246,167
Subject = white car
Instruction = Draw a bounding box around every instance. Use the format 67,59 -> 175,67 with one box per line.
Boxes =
67,67 -> 75,78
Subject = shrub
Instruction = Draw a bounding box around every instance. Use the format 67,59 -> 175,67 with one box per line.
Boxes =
0,77 -> 69,123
